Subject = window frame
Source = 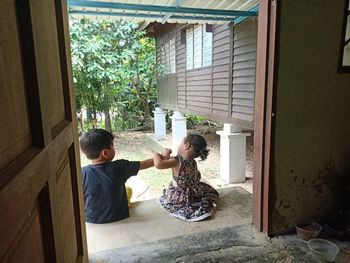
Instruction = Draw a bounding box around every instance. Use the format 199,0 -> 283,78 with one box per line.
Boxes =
339,0 -> 350,72
157,37 -> 176,76
186,24 -> 213,71
186,27 -> 194,70
169,38 -> 176,74
193,24 -> 203,69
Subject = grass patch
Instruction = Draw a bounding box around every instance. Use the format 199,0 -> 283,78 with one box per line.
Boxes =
139,168 -> 172,195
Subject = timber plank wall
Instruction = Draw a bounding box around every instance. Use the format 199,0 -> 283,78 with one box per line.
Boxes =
232,18 -> 258,124
155,18 -> 257,129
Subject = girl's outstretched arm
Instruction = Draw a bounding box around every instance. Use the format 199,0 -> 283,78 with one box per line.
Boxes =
153,152 -> 178,169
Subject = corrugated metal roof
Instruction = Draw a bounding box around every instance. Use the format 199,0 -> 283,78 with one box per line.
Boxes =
68,0 -> 258,24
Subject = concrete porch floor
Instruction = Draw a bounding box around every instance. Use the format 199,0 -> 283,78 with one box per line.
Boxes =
86,187 -> 349,262
87,187 -> 252,254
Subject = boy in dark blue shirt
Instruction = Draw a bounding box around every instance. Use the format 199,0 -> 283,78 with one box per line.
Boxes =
80,129 -> 153,223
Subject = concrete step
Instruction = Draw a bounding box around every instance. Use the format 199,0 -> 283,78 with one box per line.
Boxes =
89,224 -> 320,263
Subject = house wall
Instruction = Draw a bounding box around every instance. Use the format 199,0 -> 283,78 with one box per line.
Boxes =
271,0 -> 350,234
155,20 -> 257,129
232,18 -> 258,123
157,76 -> 177,108
176,23 -> 233,118
211,24 -> 232,118
176,24 -> 186,110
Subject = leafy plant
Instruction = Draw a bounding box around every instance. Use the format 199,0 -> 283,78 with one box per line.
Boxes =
69,19 -> 158,133
186,114 -> 206,129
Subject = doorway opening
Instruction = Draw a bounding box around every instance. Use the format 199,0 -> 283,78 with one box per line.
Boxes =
66,0 -> 265,258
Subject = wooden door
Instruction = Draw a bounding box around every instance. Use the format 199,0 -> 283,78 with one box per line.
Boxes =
0,0 -> 88,262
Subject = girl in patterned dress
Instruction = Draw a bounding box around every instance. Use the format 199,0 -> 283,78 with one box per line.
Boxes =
154,134 -> 219,221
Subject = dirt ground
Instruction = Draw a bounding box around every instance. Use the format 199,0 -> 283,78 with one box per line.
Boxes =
80,126 -> 254,202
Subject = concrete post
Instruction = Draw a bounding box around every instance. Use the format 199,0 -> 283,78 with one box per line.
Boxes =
170,111 -> 187,154
153,107 -> 167,140
216,123 -> 250,183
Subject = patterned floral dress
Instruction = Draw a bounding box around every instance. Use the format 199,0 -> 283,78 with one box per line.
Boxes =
159,155 -> 219,221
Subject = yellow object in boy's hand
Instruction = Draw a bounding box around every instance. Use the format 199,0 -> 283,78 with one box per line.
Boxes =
126,186 -> 133,207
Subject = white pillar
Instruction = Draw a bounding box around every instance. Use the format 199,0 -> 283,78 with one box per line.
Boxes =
170,111 -> 187,154
216,123 -> 250,183
153,107 -> 167,140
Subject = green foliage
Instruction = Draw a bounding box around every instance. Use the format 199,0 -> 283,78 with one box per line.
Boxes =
69,19 -> 158,132
186,114 -> 206,129
163,111 -> 207,130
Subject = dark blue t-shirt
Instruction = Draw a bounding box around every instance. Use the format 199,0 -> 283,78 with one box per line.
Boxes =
82,160 -> 140,223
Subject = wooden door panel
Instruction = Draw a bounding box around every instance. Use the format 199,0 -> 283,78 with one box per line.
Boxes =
1,0 -> 88,261
5,203 -> 45,263
0,125 -> 80,257
55,158 -> 79,262
0,0 -> 32,171
30,0 -> 66,130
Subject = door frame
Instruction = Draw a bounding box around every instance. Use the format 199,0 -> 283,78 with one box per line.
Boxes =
252,0 -> 278,234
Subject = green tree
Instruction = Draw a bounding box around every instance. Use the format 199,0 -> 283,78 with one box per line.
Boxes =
128,35 -> 157,121
69,19 -> 157,133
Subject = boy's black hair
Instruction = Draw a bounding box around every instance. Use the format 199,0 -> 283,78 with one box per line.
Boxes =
80,129 -> 114,160
184,133 -> 209,161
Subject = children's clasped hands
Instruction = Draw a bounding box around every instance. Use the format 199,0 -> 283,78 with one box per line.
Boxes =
153,148 -> 178,170
162,148 -> 172,159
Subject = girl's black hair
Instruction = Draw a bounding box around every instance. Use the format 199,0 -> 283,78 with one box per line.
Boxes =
80,129 -> 114,160
184,133 -> 209,161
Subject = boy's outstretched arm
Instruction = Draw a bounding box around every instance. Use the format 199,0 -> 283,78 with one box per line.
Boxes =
154,153 -> 178,169
139,158 -> 154,170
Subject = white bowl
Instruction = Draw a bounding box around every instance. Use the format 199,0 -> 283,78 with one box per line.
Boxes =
295,222 -> 322,240
308,238 -> 339,262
